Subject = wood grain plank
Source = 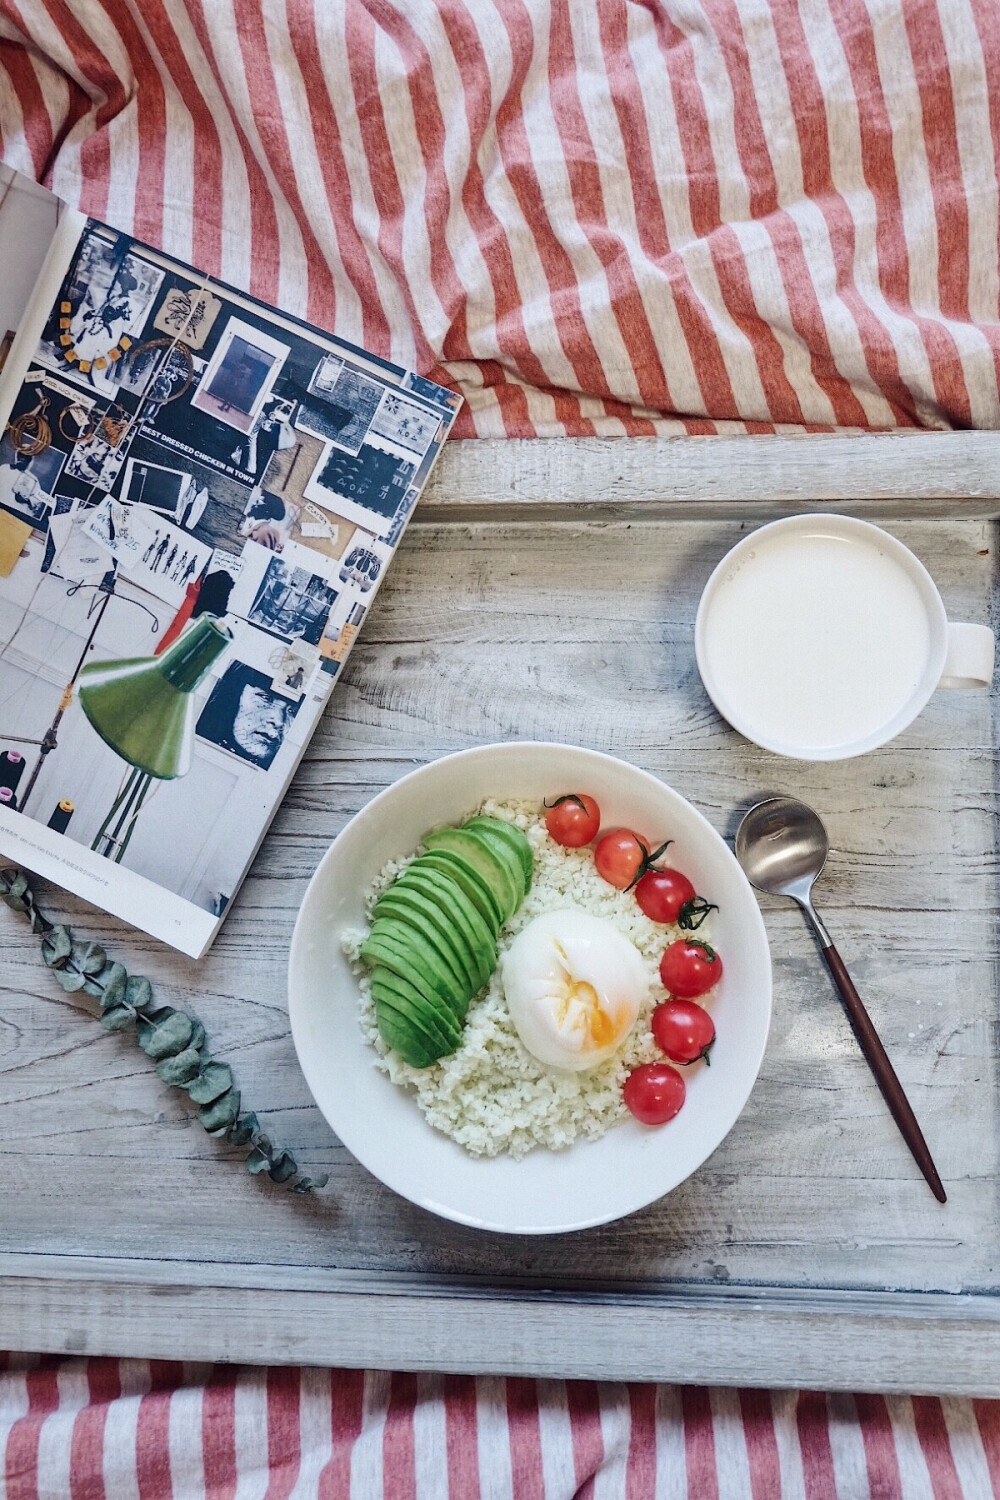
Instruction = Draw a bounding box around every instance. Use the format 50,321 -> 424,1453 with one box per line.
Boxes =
421,433 -> 1000,520
3,1273 -> 1000,1394
0,511 -> 997,1384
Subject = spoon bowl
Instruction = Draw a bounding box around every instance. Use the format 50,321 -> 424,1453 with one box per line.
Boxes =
734,795 -> 829,900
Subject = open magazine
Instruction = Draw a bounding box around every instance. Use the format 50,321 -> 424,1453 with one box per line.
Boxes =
0,166 -> 460,957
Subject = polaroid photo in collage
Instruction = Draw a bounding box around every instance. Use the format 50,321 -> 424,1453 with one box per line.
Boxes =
191,318 -> 289,434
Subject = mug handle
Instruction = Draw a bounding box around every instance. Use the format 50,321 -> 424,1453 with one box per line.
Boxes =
940,622 -> 995,690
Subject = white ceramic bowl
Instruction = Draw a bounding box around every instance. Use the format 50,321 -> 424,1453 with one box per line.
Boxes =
288,742 -> 772,1234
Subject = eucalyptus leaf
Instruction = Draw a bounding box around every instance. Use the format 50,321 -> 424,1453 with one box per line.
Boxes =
41,926 -> 72,968
78,942 -> 106,975
142,1005 -> 175,1025
10,872 -> 27,900
226,1112 -> 258,1147
100,963 -> 128,1012
139,1011 -> 193,1060
54,967 -> 86,992
126,975 -> 153,1012
198,1088 -> 240,1133
188,1019 -> 206,1054
155,1046 -> 202,1085
245,1145 -> 271,1175
101,1003 -> 135,1032
187,1063 -> 233,1105
82,975 -> 106,998
268,1151 -> 297,1184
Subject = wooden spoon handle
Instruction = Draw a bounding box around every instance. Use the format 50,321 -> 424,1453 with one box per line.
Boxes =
821,942 -> 946,1204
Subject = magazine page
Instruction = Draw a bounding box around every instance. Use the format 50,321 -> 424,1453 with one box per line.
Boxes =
0,218 -> 460,957
0,166 -> 85,422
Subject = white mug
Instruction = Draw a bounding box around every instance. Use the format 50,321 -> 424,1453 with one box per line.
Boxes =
695,514 -> 995,761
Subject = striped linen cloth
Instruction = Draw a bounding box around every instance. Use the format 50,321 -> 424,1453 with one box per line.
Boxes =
1,0 -> 998,438
4,1356 -> 1000,1499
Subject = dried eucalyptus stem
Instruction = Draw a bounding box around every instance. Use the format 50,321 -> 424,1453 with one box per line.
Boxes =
0,867 -> 327,1194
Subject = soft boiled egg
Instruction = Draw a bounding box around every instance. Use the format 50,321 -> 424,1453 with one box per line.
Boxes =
500,908 -> 648,1071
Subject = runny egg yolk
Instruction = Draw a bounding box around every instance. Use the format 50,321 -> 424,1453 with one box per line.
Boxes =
500,908 -> 648,1071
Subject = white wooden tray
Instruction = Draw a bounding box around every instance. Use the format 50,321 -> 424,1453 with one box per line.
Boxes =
2,432 -> 999,1393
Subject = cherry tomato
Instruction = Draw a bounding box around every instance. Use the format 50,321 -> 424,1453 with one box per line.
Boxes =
635,867 -> 696,924
594,829 -> 651,889
659,939 -> 723,998
544,793 -> 601,847
652,999 -> 716,1065
623,1062 -> 686,1124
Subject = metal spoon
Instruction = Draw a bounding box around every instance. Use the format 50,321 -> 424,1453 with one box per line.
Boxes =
735,796 -> 946,1204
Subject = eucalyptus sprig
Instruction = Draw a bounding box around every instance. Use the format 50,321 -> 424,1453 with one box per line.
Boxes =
0,867 -> 327,1194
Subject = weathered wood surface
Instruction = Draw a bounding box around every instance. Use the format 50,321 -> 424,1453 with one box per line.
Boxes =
1,503 -> 997,1387
421,432 -> 1000,519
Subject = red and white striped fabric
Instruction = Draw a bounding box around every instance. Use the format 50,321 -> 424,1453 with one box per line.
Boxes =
3,1354 -> 1000,1499
1,0 -> 998,438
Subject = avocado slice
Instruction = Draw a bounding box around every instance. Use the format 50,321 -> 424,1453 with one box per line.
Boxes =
460,824 -> 525,908
370,967 -> 463,1052
361,924 -> 467,1017
373,884 -> 478,994
397,866 -> 496,990
463,816 -> 533,891
413,849 -> 503,935
373,994 -> 447,1067
423,827 -> 519,923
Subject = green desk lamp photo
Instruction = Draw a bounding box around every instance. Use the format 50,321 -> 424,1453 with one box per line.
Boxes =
77,615 -> 232,862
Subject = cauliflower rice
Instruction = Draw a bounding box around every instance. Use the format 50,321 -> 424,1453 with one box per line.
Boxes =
343,799 -> 698,1159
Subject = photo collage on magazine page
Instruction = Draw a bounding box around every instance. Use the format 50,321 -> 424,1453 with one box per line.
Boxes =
0,221 -> 458,918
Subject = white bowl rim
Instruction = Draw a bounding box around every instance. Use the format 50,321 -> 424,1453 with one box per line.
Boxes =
287,740 -> 773,1234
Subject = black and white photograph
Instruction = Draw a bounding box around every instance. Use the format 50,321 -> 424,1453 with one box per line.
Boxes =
268,640 -> 318,699
247,553 -> 339,646
367,389 -> 442,459
195,661 -> 300,770
0,435 -> 64,527
65,428 -> 128,492
39,227 -> 164,389
115,339 -> 198,414
237,396 -> 297,480
304,438 -> 415,532
307,353 -> 345,397
238,486 -> 300,552
298,359 -> 384,455
191,316 -> 289,434
121,457 -> 192,520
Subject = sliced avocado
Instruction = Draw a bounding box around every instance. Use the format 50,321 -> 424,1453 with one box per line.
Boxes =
461,824 -> 525,909
373,995 -> 446,1067
413,849 -> 503,935
397,866 -> 496,990
423,826 -> 519,923
371,966 -> 463,1051
372,885 -> 478,994
373,987 -> 456,1061
463,816 -> 533,890
361,924 -> 467,1016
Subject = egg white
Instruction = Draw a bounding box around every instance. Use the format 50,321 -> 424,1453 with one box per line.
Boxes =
500,907 -> 648,1071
